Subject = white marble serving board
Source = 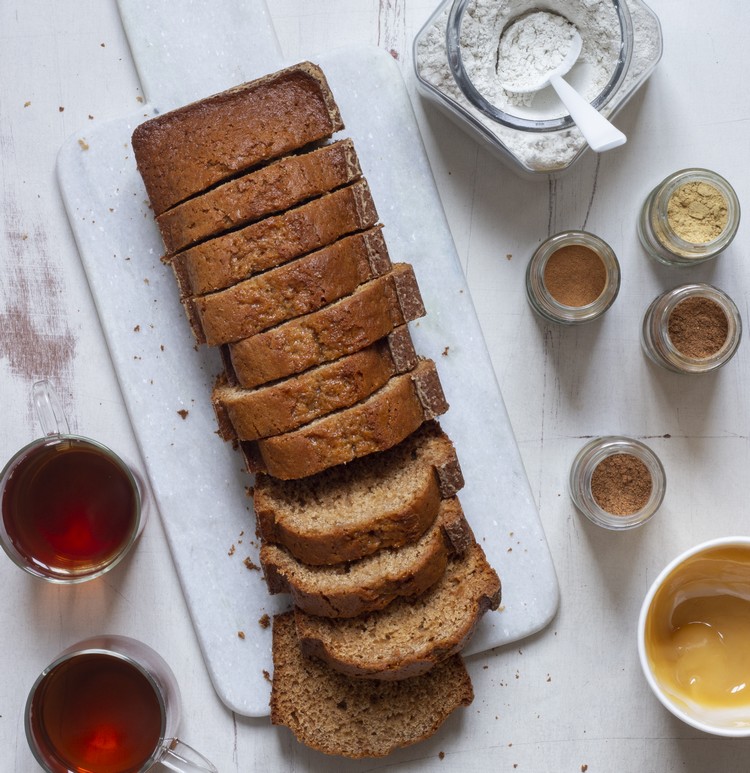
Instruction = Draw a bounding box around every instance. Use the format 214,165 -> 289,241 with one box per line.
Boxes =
56,0 -> 559,718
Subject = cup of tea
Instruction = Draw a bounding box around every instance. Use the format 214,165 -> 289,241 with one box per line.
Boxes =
638,537 -> 750,736
0,380 -> 148,583
25,635 -> 217,772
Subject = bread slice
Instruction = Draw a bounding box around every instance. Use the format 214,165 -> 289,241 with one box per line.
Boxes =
186,226 -> 391,346
242,358 -> 448,479
132,61 -> 343,216
213,327 -> 416,442
156,139 -> 362,254
295,538 -> 501,680
170,179 -> 377,297
261,497 -> 470,618
270,611 -> 473,758
225,262 -> 424,389
254,420 -> 464,566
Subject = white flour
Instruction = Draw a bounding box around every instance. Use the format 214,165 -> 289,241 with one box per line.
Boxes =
497,12 -> 578,96
415,0 -> 661,172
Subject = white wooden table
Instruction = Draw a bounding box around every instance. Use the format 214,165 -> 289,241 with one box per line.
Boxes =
2,1 -> 750,770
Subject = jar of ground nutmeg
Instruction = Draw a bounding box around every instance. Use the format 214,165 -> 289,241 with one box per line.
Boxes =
569,436 -> 666,530
641,283 -> 742,374
525,231 -> 620,324
638,168 -> 740,266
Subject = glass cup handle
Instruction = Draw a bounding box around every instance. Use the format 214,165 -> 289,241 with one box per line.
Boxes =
158,738 -> 218,773
32,380 -> 70,437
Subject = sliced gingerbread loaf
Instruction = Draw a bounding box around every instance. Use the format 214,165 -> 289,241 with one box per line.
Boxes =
213,327 -> 416,442
270,611 -> 474,759
261,497 -> 469,618
253,420 -> 463,566
224,262 -> 424,389
241,358 -> 448,479
295,537 -> 501,680
169,179 -> 377,298
186,226 -> 391,346
157,138 -> 362,254
131,61 -> 343,216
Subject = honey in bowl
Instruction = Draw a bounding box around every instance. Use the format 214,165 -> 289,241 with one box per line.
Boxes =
642,544 -> 750,730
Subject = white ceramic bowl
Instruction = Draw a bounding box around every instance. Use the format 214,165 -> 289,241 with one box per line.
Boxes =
637,536 -> 750,737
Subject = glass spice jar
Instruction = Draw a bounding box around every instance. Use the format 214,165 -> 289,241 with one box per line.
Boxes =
641,283 -> 742,374
525,230 -> 621,324
569,436 -> 666,530
637,168 -> 740,266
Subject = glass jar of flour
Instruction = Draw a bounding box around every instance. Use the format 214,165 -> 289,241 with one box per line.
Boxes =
413,0 -> 663,177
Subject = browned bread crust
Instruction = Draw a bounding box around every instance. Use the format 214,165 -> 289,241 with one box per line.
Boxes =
213,327 -> 416,442
253,420 -> 464,566
225,262 -> 424,389
295,536 -> 501,680
261,497 -> 469,618
169,179 -> 377,297
186,226 -> 390,346
156,138 -> 362,255
132,62 -> 343,216
270,611 -> 473,759
242,359 -> 448,480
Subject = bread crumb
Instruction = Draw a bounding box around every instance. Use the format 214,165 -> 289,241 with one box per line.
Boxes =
133,325 -> 140,332
78,139 -> 89,151
58,106 -> 64,112
228,544 -> 235,557
506,253 -> 513,260
177,409 -> 189,420
442,346 -> 450,356
136,95 -> 144,103
262,669 -> 271,683
581,766 -> 588,772
244,557 -> 260,571
546,674 -> 551,682
88,114 -> 94,119
259,614 -> 271,629
237,631 -> 245,639
24,101 -> 31,107
438,751 -> 445,760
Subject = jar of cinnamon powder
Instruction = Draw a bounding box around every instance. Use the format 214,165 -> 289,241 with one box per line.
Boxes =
570,436 -> 666,530
641,283 -> 742,374
638,168 -> 740,266
525,231 -> 620,324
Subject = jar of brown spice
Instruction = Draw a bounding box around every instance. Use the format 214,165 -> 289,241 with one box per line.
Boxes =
641,283 -> 742,374
525,231 -> 620,324
638,168 -> 740,267
569,436 -> 666,530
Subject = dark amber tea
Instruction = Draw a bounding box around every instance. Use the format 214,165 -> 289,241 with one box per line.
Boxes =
27,652 -> 163,773
1,438 -> 139,579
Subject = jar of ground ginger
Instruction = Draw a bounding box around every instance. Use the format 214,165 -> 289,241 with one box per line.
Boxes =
638,169 -> 740,266
641,283 -> 742,374
525,230 -> 621,324
569,436 -> 666,530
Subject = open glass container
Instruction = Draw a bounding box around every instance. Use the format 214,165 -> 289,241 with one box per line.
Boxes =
413,0 -> 663,177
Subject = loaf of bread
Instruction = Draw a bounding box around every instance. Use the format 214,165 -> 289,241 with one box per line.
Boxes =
253,420 -> 463,565
186,226 -> 391,346
295,537 -> 501,680
157,138 -> 362,254
170,179 -> 377,298
213,327 -> 416,442
242,359 -> 449,479
270,611 -> 474,759
261,497 -> 469,618
132,62 -> 343,216
225,262 -> 424,389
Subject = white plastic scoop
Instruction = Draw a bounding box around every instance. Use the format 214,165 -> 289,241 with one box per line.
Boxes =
501,29 -> 626,153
